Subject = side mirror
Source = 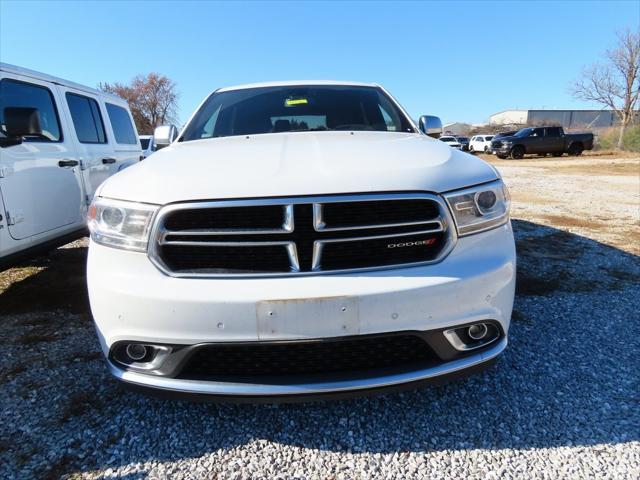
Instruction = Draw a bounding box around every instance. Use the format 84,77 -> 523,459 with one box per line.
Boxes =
0,107 -> 43,147
153,125 -> 178,150
418,115 -> 442,138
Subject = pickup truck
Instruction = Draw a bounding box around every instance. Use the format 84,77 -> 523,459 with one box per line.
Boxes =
491,126 -> 594,159
86,81 -> 515,400
0,63 -> 141,268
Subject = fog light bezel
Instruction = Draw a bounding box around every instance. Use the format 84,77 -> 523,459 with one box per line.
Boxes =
443,321 -> 501,351
111,342 -> 173,372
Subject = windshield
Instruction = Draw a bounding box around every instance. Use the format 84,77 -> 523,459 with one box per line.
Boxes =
515,128 -> 533,137
457,137 -> 469,142
180,85 -> 415,141
140,138 -> 151,149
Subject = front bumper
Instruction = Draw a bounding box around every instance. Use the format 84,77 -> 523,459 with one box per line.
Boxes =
110,337 -> 506,400
493,145 -> 512,155
88,223 -> 516,398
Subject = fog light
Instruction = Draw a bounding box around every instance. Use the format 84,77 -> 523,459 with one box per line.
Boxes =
468,323 -> 488,340
125,343 -> 148,361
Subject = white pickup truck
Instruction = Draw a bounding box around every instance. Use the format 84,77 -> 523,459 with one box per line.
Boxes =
87,81 -> 515,400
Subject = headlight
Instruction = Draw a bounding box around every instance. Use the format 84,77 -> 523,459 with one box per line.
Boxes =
87,197 -> 159,251
444,180 -> 510,236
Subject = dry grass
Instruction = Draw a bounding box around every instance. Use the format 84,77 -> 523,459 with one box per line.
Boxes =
548,161 -> 639,176
539,214 -> 607,230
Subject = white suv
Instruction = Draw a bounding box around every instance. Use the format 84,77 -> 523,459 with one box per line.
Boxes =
469,135 -> 494,153
87,82 -> 515,400
139,135 -> 155,158
438,135 -> 463,149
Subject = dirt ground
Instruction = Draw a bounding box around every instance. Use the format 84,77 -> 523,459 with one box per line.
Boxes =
1,152 -> 639,479
480,152 -> 640,255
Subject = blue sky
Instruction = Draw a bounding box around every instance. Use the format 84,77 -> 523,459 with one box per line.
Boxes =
1,0 -> 638,125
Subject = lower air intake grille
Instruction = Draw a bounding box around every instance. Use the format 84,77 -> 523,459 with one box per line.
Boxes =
177,334 -> 437,380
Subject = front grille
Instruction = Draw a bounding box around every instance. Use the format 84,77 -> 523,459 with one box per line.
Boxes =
319,232 -> 446,271
491,141 -> 502,148
161,244 -> 292,274
177,334 -> 437,380
318,199 -> 440,230
150,194 -> 452,276
164,204 -> 287,232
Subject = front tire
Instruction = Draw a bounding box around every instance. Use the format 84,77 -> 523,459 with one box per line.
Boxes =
568,143 -> 583,156
469,145 -> 474,152
511,146 -> 525,159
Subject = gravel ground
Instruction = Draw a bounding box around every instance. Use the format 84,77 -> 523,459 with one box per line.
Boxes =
1,154 -> 639,479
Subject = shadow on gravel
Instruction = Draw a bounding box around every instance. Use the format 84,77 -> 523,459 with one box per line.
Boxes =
1,221 -> 639,479
0,244 -> 90,316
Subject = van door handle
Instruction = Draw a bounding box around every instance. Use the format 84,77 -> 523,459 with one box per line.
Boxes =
102,158 -> 116,164
58,159 -> 79,167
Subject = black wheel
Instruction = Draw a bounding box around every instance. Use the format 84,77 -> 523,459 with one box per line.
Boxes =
484,146 -> 489,152
538,153 -> 547,157
496,154 -> 508,159
511,146 -> 525,159
469,146 -> 474,152
568,143 -> 583,156
552,152 -> 563,157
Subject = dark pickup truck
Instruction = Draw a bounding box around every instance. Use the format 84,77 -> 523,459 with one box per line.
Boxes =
491,126 -> 594,159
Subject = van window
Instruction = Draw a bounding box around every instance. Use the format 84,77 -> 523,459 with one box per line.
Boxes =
0,79 -> 62,141
105,103 -> 137,144
66,93 -> 107,144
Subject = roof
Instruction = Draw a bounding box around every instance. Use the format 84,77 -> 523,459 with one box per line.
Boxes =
0,62 -> 124,102
216,80 -> 378,92
490,109 -> 618,116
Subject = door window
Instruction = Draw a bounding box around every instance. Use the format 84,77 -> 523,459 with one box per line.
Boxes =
546,127 -> 562,137
66,93 -> 107,144
105,103 -> 137,144
0,79 -> 62,141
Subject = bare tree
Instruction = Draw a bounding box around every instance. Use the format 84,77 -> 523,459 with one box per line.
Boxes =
99,73 -> 179,134
572,29 -> 639,149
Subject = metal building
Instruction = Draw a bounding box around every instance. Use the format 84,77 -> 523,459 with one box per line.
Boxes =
489,110 -> 620,130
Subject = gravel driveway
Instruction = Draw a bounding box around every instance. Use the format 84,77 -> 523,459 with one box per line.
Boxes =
1,154 -> 638,479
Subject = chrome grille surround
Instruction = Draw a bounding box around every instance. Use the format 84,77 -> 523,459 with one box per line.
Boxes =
147,193 -> 457,278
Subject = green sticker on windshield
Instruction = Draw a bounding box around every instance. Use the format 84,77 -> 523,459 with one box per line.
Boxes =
285,98 -> 308,107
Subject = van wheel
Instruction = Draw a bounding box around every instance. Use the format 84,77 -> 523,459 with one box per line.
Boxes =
568,143 -> 583,156
469,146 -> 474,152
511,146 -> 525,159
484,146 -> 489,152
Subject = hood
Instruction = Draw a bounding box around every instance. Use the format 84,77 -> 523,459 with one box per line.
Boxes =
99,131 -> 498,205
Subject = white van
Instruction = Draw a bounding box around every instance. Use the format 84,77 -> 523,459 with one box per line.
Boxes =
0,63 -> 142,268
